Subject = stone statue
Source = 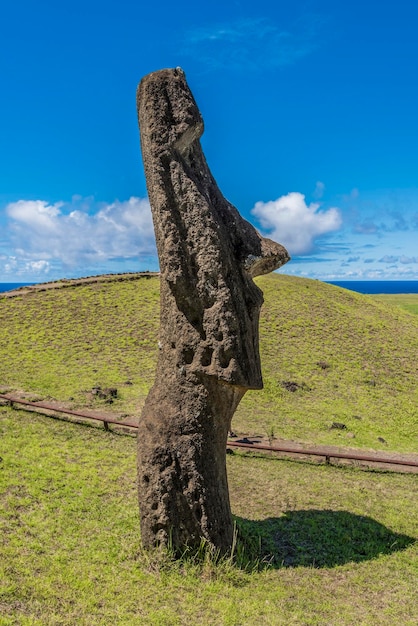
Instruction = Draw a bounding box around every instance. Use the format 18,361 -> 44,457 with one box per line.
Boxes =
136,67 -> 289,552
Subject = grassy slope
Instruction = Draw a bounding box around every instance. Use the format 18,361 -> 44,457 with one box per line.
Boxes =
1,407 -> 417,625
1,273 -> 417,452
1,276 -> 417,625
373,293 -> 418,316
0,276 -> 160,412
240,275 -> 418,451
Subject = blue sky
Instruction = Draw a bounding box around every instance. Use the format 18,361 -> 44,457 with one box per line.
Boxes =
1,0 -> 417,282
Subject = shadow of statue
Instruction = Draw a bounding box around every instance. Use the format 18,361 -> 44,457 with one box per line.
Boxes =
234,509 -> 415,569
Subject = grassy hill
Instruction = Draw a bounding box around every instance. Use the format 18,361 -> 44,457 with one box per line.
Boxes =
1,274 -> 417,625
1,273 -> 417,452
373,292 -> 418,316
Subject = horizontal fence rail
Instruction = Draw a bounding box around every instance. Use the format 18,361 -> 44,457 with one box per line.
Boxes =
225,441 -> 418,468
0,394 -> 138,430
1,393 -> 417,470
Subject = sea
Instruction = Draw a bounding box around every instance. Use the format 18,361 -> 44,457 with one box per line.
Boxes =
325,280 -> 418,294
1,280 -> 418,295
0,283 -> 35,294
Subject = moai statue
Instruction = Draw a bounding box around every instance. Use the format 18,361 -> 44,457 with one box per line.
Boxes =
137,68 -> 289,552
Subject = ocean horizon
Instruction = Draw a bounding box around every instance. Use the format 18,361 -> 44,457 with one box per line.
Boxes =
1,279 -> 418,296
0,283 -> 36,293
325,280 -> 418,294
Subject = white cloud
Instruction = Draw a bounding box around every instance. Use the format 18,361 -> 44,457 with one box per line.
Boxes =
251,192 -> 342,255
6,196 -> 156,268
4,257 -> 18,273
25,260 -> 51,273
7,200 -> 62,226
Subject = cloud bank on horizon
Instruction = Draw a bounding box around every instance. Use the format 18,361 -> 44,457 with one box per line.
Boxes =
2,192 -> 338,279
1,187 -> 417,282
2,197 -> 157,279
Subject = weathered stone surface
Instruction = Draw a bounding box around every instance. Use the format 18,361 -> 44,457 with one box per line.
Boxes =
136,67 -> 289,552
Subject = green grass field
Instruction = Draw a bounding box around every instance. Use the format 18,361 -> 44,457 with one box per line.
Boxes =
1,274 -> 417,624
1,407 -> 417,625
373,293 -> 418,316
